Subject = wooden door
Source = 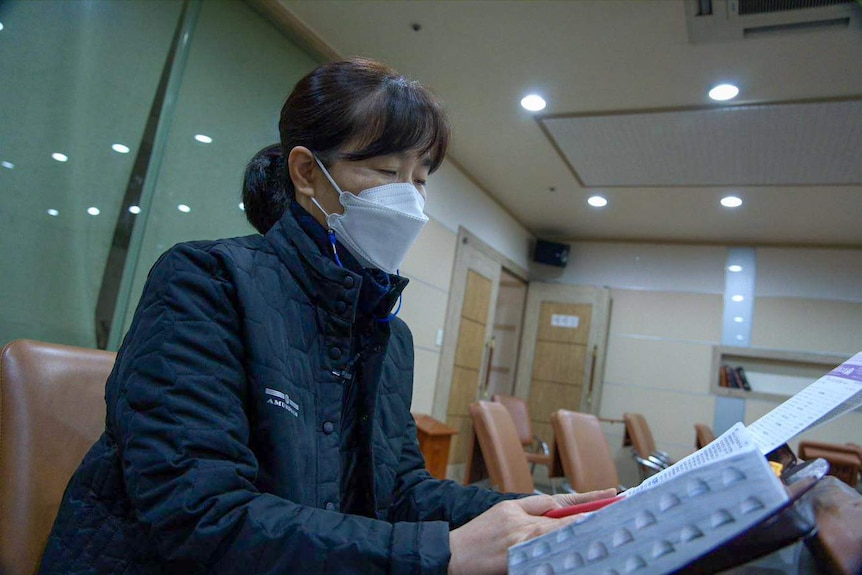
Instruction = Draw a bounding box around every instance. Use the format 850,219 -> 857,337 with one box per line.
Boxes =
513,283 -> 611,449
432,235 -> 501,474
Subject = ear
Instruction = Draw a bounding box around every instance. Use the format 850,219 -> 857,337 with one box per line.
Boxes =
287,146 -> 317,199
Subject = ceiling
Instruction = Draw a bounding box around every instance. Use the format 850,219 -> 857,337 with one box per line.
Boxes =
264,0 -> 862,247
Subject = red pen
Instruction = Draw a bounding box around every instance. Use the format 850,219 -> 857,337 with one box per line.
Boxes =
544,495 -> 624,518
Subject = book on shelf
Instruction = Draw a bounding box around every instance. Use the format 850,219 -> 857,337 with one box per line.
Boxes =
509,350 -> 862,575
718,364 -> 751,391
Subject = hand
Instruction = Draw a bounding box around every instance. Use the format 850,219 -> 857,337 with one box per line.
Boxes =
447,489 -> 616,575
551,487 -> 618,509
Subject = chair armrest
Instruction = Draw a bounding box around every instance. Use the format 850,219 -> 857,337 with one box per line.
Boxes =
651,450 -> 674,465
533,436 -> 551,456
633,453 -> 666,473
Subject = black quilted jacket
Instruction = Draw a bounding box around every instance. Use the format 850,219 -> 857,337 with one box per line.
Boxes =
39,208 -> 512,574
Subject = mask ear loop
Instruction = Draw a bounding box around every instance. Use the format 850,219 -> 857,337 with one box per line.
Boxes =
327,230 -> 344,268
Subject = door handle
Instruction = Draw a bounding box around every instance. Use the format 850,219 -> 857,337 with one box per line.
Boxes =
586,344 -> 598,409
480,336 -> 496,399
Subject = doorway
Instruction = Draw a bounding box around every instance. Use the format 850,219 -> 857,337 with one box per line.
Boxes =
432,229 -> 528,481
513,282 -> 611,453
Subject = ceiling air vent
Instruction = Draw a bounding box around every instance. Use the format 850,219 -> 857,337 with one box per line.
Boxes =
686,0 -> 861,43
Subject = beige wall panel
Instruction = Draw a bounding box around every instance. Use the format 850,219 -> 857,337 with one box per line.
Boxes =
399,280 -> 448,351
447,366 -> 480,416
751,298 -> 862,356
462,270 -> 492,324
454,318 -> 486,370
446,414 -> 474,465
605,336 -> 714,394
537,302 -> 592,344
401,217 -> 457,292
794,411 -> 862,449
411,348 -> 440,414
609,289 -> 723,342
598,382 -> 715,461
529,380 -> 583,424
531,341 -> 587,386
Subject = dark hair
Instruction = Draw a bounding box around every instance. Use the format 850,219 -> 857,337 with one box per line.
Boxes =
242,57 -> 450,233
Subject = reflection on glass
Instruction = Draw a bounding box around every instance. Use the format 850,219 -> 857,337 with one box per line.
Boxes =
0,0 -> 182,347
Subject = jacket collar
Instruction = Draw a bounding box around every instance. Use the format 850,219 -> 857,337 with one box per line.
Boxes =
264,204 -> 408,324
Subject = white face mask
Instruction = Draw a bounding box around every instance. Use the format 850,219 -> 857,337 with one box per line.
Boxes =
310,156 -> 429,274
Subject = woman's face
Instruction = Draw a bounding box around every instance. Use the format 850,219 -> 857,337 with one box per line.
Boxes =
299,148 -> 431,228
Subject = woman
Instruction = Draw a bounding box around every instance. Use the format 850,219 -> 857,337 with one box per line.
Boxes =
40,57 -> 612,575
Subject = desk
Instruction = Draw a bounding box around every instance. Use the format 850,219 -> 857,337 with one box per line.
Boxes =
413,414 -> 458,480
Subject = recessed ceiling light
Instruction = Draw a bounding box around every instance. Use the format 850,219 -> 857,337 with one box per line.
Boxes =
194,134 -> 212,144
733,316 -> 744,323
238,202 -> 245,211
178,204 -> 191,213
520,94 -> 546,112
1,161 -> 13,169
587,195 -> 608,207
112,144 -> 130,154
731,294 -> 744,302
87,207 -> 100,216
709,84 -> 739,101
47,208 -> 59,216
735,334 -> 745,341
727,264 -> 743,272
0,22 -> 4,32
128,205 -> 141,214
721,196 -> 742,208
52,152 -> 68,162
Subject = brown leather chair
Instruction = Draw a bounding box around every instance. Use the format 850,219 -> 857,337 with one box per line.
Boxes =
551,409 -> 620,493
491,394 -> 552,473
694,423 -> 716,449
623,412 -> 673,480
0,339 -> 115,575
468,400 -> 535,493
798,440 -> 862,488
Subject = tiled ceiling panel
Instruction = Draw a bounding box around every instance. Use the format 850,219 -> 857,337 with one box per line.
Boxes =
541,99 -> 862,187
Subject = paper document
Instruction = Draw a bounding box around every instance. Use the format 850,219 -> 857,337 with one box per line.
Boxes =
625,351 -> 862,496
623,423 -> 754,497
746,351 -> 862,454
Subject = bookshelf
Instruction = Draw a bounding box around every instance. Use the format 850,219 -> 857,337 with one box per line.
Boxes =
710,346 -> 848,403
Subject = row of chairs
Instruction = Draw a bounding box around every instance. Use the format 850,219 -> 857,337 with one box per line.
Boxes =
469,399 -> 623,494
473,395 -> 694,493
1,339 -> 860,575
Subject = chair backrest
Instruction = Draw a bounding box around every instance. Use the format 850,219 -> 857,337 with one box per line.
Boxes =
551,409 -> 619,492
694,423 -> 716,449
623,412 -> 657,459
798,440 -> 862,487
468,401 -> 534,493
491,394 -> 533,447
0,339 -> 115,575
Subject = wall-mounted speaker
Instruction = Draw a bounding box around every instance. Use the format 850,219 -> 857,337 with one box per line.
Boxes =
533,240 -> 569,268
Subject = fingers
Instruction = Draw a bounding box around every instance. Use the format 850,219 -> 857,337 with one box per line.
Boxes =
510,494 -> 559,516
551,488 -> 618,508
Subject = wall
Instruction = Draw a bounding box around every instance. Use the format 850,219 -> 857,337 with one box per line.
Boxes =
531,242 -> 862,487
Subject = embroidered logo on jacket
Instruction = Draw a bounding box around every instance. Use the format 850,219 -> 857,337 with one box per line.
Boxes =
265,388 -> 299,417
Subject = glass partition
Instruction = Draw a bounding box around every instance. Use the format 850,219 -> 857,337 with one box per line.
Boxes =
0,0 -> 182,347
0,0 -> 319,349
118,0 -> 318,339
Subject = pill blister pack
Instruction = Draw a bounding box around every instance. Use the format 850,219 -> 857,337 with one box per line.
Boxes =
508,450 -> 788,575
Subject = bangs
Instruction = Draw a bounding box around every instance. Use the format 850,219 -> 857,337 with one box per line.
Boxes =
340,78 -> 449,171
